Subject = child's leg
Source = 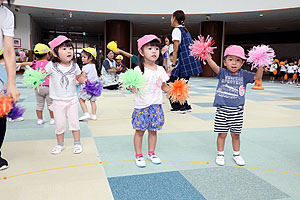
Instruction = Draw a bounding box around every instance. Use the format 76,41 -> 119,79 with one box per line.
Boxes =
148,130 -> 157,152
231,133 -> 240,152
79,98 -> 88,113
49,109 -> 54,119
36,110 -> 43,119
90,101 -> 97,115
217,133 -> 227,151
35,88 -> 45,120
56,133 -> 65,143
72,130 -> 80,141
134,130 -> 145,155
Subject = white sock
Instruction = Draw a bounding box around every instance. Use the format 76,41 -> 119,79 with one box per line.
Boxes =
217,151 -> 224,156
233,151 -> 240,156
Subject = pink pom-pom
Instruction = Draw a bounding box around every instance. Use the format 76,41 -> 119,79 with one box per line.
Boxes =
247,45 -> 275,70
189,35 -> 217,65
19,51 -> 26,59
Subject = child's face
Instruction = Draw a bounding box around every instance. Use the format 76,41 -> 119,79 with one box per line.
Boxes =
81,52 -> 92,64
57,46 -> 73,63
165,38 -> 170,46
116,59 -> 122,64
224,55 -> 245,74
140,44 -> 160,63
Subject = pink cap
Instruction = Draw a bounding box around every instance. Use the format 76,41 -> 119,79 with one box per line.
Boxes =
48,35 -> 72,50
224,45 -> 246,60
137,34 -> 161,51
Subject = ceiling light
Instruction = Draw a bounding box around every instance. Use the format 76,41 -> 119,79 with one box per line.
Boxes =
161,16 -> 165,20
259,13 -> 264,17
69,12 -> 73,18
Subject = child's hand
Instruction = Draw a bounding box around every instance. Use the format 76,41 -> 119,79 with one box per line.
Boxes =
128,86 -> 137,93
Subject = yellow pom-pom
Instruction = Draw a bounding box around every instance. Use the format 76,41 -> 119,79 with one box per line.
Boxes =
107,41 -> 118,52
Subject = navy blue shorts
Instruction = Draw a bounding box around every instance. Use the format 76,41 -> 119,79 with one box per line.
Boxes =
131,104 -> 165,131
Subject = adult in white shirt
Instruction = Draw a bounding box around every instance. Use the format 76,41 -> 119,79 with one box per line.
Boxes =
0,0 -> 20,171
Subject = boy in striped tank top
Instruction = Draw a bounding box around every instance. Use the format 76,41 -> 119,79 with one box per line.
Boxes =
205,45 -> 263,166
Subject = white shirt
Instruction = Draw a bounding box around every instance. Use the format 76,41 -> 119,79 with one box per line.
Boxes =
0,6 -> 14,50
45,62 -> 81,100
287,65 -> 295,74
269,63 -> 277,72
82,64 -> 98,82
172,25 -> 183,44
134,65 -> 169,109
280,65 -> 286,72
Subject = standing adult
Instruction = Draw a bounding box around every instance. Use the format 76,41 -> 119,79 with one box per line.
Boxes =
169,10 -> 202,113
0,0 -> 20,170
100,50 -> 119,90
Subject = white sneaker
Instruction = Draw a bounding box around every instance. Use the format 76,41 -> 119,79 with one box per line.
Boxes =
51,145 -> 64,155
79,113 -> 90,121
90,114 -> 97,120
49,118 -> 55,125
37,119 -> 46,125
216,154 -> 225,166
233,154 -> 245,166
73,144 -> 82,154
135,156 -> 146,167
147,153 -> 161,164
8,117 -> 24,122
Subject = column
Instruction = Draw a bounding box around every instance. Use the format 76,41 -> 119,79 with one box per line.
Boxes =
105,20 -> 130,67
200,21 -> 225,77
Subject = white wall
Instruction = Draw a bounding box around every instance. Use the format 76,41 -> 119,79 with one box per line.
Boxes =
13,0 -> 300,14
13,11 -> 31,50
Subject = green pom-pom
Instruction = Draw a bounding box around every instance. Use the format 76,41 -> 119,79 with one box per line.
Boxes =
119,69 -> 145,94
22,66 -> 49,89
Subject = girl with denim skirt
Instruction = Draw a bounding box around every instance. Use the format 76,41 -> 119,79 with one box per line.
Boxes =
132,35 -> 170,167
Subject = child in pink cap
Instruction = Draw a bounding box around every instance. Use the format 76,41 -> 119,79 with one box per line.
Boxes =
205,45 -> 263,166
131,34 -> 170,167
45,35 -> 85,155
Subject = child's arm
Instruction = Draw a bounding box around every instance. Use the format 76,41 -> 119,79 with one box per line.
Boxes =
76,73 -> 86,84
20,62 -> 32,67
115,49 -> 133,59
205,56 -> 220,74
161,82 -> 170,93
254,66 -> 264,80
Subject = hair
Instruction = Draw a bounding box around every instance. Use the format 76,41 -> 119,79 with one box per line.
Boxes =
34,53 -> 48,59
0,55 -> 3,60
2,0 -> 14,6
172,10 -> 188,32
138,39 -> 162,73
164,34 -> 173,45
169,52 -> 173,57
51,40 -> 74,63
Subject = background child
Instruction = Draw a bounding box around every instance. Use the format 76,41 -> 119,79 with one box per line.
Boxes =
205,45 -> 263,166
132,35 -> 169,167
279,61 -> 286,84
268,59 -> 278,82
46,35 -> 85,155
115,55 -> 126,74
78,47 -> 99,121
286,59 -> 295,84
23,43 -> 55,125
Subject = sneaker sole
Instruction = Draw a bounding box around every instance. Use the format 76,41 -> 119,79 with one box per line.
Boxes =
0,165 -> 8,170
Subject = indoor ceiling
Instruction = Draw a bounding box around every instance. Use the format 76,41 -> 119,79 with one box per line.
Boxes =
10,5 -> 300,37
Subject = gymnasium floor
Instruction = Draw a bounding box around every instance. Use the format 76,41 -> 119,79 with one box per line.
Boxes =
1,75 -> 300,200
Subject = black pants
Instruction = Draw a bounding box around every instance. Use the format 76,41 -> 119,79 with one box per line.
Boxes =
103,84 -> 119,90
0,117 -> 7,149
169,75 -> 190,110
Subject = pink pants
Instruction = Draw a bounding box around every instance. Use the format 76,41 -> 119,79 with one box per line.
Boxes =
51,98 -> 80,135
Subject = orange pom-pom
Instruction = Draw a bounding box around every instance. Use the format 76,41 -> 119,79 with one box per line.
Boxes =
264,67 -> 268,72
273,69 -> 277,75
293,73 -> 297,80
167,79 -> 191,105
0,96 -> 13,118
284,74 -> 288,80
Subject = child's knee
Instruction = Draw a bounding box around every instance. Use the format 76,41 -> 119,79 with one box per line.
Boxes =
218,133 -> 227,139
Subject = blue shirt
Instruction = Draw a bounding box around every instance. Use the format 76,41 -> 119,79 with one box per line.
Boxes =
213,68 -> 255,108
